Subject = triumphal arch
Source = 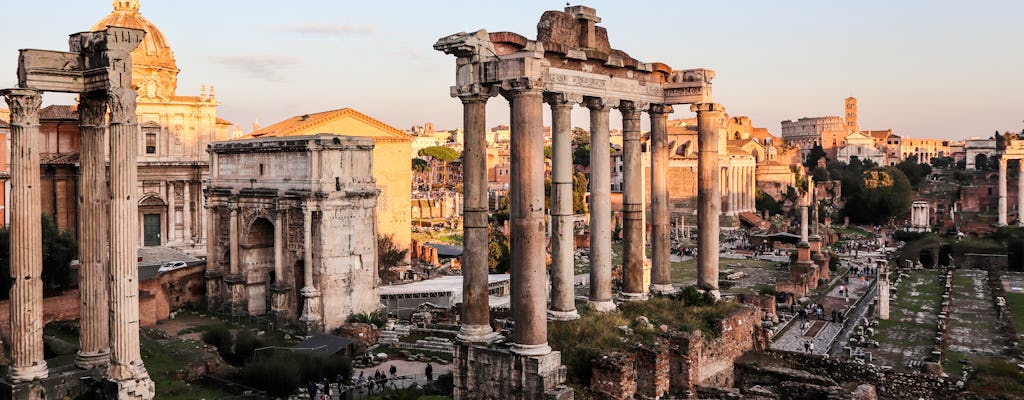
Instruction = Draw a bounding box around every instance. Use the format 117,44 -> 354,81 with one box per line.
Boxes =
2,27 -> 154,399
436,6 -> 725,399
998,139 -> 1024,226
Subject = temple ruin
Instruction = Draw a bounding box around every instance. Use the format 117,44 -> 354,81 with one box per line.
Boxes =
2,27 -> 154,399
435,6 -> 724,399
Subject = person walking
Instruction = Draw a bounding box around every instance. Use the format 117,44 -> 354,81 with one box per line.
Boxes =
425,363 -> 434,381
808,341 -> 815,353
803,341 -> 810,353
389,364 -> 398,378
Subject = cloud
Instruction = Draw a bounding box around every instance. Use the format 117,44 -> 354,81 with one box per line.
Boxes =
207,55 -> 302,81
271,23 -> 374,35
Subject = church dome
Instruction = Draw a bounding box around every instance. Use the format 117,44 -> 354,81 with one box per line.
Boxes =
91,0 -> 178,101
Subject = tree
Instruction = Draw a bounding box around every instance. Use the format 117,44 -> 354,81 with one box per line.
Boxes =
417,146 -> 461,186
804,144 -> 827,168
411,158 -> 429,173
976,154 -> 991,172
573,171 -> 589,214
572,144 -> 591,168
487,231 -> 510,273
377,234 -> 408,282
844,167 -> 912,224
544,145 -> 553,160
755,189 -> 781,216
931,157 -> 953,169
811,166 -> 829,182
0,214 -> 80,296
895,155 -> 931,188
571,127 -> 590,147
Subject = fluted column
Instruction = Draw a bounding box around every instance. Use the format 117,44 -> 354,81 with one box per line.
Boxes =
694,103 -> 723,298
269,205 -> 289,321
299,206 -> 323,334
167,182 -> 176,243
620,101 -> 646,300
106,87 -> 154,389
76,91 -> 110,369
546,93 -> 579,320
586,97 -> 615,312
503,81 -> 550,356
999,158 -> 1008,226
650,105 -> 674,294
225,202 -> 245,315
457,92 -> 497,341
5,89 -> 48,383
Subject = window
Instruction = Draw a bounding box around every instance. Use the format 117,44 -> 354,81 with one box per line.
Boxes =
145,130 -> 157,154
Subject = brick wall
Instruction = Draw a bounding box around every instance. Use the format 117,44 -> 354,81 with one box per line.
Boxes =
0,290 -> 79,339
591,352 -> 636,400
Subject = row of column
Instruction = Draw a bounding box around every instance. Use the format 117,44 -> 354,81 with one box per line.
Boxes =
723,164 -> 756,215
455,83 -> 725,354
996,158 -> 1024,226
165,180 -> 196,244
4,88 -> 150,384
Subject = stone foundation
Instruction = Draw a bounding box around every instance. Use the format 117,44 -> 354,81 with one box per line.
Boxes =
453,343 -> 573,400
0,366 -> 99,400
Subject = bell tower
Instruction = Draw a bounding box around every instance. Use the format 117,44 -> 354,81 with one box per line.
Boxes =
844,97 -> 858,133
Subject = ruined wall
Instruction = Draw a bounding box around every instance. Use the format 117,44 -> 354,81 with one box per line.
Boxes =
591,353 -> 636,400
453,345 -> 572,400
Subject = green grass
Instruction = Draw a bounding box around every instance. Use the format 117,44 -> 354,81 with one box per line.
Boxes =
874,270 -> 943,349
140,333 -> 235,400
1004,292 -> 1024,335
968,357 -> 1024,398
943,350 -> 965,378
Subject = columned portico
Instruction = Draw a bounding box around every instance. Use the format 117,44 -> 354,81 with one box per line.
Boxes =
620,101 -> 646,300
586,97 -> 616,312
546,93 -> 579,320
649,104 -> 674,294
694,103 -> 724,298
457,89 -> 499,341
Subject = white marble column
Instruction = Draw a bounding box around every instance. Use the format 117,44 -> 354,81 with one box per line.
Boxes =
5,89 -> 48,383
183,182 -> 192,242
545,93 -> 579,320
586,97 -> 615,312
167,181 -> 176,243
76,92 -> 110,369
106,87 -> 154,391
999,158 -> 1007,226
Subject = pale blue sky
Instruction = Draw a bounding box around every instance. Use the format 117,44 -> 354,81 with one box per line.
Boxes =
3,1 -> 1022,140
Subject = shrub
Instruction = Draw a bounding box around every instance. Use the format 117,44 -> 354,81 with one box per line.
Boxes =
201,325 -> 233,359
346,311 -> 387,327
238,351 -> 352,397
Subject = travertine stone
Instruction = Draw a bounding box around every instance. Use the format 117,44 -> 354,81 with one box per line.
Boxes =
299,207 -> 323,334
649,104 -> 674,294
546,93 -> 578,320
505,82 -> 551,356
5,89 -> 49,384
106,87 -> 155,396
619,101 -> 646,301
225,203 -> 245,316
693,103 -> 723,297
458,92 -> 498,341
999,158 -> 1007,226
586,97 -> 615,312
76,92 -> 111,369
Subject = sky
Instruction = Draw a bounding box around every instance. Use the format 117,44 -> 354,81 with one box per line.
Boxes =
2,0 -> 1023,140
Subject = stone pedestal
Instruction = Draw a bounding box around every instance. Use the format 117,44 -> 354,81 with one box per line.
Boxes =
268,283 -> 292,324
223,273 -> 247,316
453,344 -> 573,400
299,286 -> 324,335
203,270 -> 223,312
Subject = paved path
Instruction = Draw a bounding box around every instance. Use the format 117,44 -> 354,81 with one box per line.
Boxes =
771,271 -> 873,355
948,269 -> 1005,356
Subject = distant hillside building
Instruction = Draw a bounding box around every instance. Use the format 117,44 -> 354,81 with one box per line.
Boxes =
246,108 -> 413,252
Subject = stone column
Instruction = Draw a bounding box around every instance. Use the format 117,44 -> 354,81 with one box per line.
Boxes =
1018,161 -> 1024,226
727,166 -> 736,215
269,206 -> 288,320
694,103 -> 724,298
809,178 -> 817,236
620,101 -> 646,301
225,202 -> 245,315
5,89 -> 48,382
999,158 -> 1008,226
800,201 -> 809,243
457,92 -> 498,341
649,105 -> 674,294
586,97 -> 615,312
299,206 -> 323,334
505,81 -> 550,356
546,93 -> 579,320
183,182 -> 192,242
205,204 -> 220,311
167,182 -> 176,243
76,91 -> 110,369
106,87 -> 154,391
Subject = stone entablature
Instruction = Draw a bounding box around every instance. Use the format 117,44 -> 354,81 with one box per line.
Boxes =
206,134 -> 380,333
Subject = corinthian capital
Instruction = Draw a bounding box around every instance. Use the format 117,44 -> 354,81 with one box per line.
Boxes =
79,92 -> 108,128
3,89 -> 42,125
107,87 -> 137,124
649,104 -> 674,115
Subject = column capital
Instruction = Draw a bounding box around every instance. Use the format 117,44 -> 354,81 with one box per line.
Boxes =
584,96 -> 616,111
690,102 -> 725,114
3,89 -> 43,125
499,77 -> 544,99
452,83 -> 497,101
78,91 -> 108,127
107,87 -> 138,124
543,92 -> 580,108
1000,157 -> 1009,167
649,104 -> 674,115
618,100 -> 646,120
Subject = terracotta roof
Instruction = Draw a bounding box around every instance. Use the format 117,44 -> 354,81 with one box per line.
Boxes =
245,108 -> 411,140
215,117 -> 233,125
40,105 -> 77,120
